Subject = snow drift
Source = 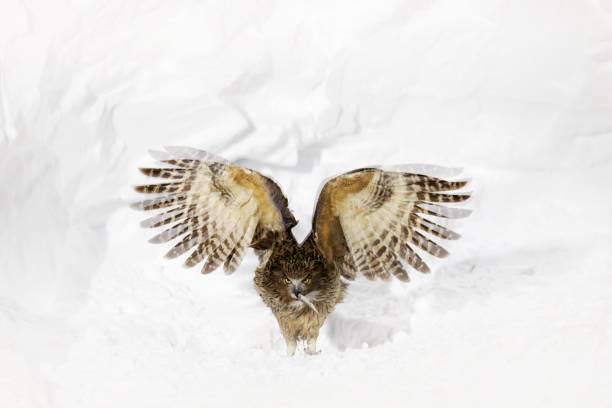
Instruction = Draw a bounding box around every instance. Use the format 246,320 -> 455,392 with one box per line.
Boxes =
1,0 -> 611,407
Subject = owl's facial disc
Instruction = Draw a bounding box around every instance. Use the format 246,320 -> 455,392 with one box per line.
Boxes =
284,276 -> 310,299
283,275 -> 317,312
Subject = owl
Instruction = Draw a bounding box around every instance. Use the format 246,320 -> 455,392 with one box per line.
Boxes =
132,147 -> 471,355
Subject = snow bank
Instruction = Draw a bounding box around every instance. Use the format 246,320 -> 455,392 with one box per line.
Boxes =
1,0 -> 611,407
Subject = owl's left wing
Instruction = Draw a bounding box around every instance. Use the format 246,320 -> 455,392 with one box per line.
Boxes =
131,147 -> 296,274
312,168 -> 470,282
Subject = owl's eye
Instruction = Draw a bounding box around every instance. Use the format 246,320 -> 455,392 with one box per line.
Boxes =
284,278 -> 292,284
302,278 -> 311,284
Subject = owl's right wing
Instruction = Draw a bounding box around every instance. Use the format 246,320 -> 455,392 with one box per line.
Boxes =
311,167 -> 470,282
131,147 -> 296,274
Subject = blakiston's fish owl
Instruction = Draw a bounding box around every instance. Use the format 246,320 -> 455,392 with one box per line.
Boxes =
132,147 -> 471,355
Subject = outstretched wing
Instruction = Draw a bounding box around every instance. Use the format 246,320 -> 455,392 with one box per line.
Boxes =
312,167 -> 470,282
131,147 -> 296,274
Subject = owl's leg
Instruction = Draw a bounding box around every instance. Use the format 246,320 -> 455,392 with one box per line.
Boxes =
305,337 -> 320,355
285,339 -> 297,356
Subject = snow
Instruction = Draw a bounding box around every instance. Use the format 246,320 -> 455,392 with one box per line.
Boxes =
1,0 -> 612,407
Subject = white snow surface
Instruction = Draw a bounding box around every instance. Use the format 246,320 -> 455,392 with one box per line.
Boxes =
2,1 -> 612,407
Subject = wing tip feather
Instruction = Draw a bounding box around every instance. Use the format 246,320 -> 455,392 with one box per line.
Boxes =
396,273 -> 411,282
129,201 -> 144,210
419,264 -> 431,274
447,232 -> 462,240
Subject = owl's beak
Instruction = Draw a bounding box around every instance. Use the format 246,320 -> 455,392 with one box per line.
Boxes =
292,287 -> 301,298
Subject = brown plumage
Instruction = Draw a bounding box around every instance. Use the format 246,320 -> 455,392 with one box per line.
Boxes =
132,147 -> 471,355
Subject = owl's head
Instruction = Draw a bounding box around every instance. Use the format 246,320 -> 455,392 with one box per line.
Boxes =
266,264 -> 327,308
281,269 -> 323,301
260,243 -> 331,312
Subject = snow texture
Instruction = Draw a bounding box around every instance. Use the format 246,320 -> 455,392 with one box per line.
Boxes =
1,0 -> 612,407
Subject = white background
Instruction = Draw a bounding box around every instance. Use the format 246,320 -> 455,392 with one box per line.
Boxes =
1,0 -> 611,407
